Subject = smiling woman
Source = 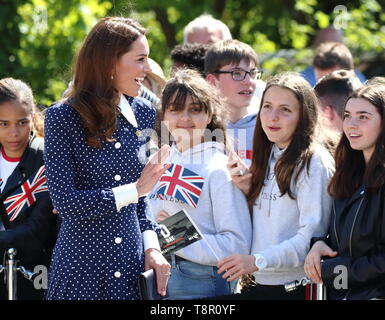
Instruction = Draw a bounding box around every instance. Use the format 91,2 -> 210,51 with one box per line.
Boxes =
44,17 -> 171,300
343,97 -> 382,164
113,35 -> 151,97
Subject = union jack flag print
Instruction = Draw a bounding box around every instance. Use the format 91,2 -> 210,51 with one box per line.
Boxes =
4,165 -> 49,222
157,164 -> 204,208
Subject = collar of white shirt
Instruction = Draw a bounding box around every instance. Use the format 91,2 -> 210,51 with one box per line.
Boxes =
119,94 -> 138,128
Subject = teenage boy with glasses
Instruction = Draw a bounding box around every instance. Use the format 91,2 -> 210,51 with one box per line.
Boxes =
213,69 -> 262,81
205,39 -> 263,167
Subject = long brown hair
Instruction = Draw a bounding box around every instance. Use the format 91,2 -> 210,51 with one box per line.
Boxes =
248,72 -> 319,205
328,84 -> 385,199
66,17 -> 146,148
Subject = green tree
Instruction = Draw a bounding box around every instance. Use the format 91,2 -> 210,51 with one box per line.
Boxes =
1,0 -> 112,105
1,0 -> 384,105
0,0 -> 23,78
114,0 -> 385,77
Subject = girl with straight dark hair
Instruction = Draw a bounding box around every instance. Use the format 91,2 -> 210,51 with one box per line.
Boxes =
305,84 -> 385,300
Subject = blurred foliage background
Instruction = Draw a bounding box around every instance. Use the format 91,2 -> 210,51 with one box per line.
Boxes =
1,0 -> 385,106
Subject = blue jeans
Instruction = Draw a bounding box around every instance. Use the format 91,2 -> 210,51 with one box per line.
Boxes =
167,255 -> 234,300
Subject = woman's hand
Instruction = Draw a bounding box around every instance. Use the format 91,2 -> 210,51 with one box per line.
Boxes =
144,248 -> 171,296
217,254 -> 258,282
227,151 -> 252,195
156,210 -> 170,223
304,241 -> 338,284
136,145 -> 171,197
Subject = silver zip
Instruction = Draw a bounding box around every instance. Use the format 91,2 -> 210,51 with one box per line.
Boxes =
335,193 -> 364,300
333,201 -> 350,300
349,195 -> 365,257
333,202 -> 340,249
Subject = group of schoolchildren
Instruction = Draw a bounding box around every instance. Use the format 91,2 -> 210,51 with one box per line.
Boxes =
1,14 -> 385,301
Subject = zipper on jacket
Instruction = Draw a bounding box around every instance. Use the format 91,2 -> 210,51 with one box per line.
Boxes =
349,195 -> 365,257
343,289 -> 351,300
333,202 -> 340,249
344,194 -> 365,300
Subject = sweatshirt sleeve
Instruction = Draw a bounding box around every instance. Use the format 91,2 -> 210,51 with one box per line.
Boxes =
260,154 -> 334,269
180,168 -> 252,265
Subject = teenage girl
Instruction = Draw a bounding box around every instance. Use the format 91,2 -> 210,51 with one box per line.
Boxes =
148,69 -> 252,300
305,84 -> 385,300
218,72 -> 335,300
0,77 -> 57,300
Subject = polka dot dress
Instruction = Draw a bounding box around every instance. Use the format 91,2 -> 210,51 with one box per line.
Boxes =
44,96 -> 157,300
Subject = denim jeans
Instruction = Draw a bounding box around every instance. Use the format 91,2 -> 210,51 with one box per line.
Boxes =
167,255 -> 234,300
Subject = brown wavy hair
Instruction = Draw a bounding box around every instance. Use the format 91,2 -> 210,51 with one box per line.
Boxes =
328,84 -> 385,199
247,72 -> 319,206
65,17 -> 146,148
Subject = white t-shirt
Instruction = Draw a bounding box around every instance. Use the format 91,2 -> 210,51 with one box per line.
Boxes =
0,147 -> 20,193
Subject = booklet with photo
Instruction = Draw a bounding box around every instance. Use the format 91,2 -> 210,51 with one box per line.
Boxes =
157,209 -> 203,258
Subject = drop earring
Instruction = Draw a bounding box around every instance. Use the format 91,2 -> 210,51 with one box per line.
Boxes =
111,75 -> 114,80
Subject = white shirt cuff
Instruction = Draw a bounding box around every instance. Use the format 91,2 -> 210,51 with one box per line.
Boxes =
112,183 -> 138,212
142,230 -> 161,252
253,253 -> 267,270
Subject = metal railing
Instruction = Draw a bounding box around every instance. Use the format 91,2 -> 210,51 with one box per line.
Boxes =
285,277 -> 326,300
0,248 -> 38,300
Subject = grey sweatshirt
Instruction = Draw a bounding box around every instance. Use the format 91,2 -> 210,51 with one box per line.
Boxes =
252,144 -> 335,285
148,142 -> 252,266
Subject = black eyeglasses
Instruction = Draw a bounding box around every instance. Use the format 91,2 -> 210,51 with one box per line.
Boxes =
213,68 -> 263,81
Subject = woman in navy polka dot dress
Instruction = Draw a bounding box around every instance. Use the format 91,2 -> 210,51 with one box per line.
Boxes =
44,17 -> 171,300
